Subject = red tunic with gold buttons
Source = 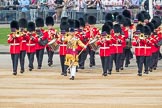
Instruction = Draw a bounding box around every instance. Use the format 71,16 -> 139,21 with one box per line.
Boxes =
8,33 -> 22,54
20,30 -> 27,51
57,34 -> 67,56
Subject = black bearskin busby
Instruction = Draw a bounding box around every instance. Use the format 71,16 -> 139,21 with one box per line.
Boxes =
123,17 -> 131,27
136,13 -> 145,23
46,16 -> 54,26
10,20 -> 19,32
105,13 -> 113,22
152,16 -> 161,28
104,21 -> 113,30
114,24 -> 122,33
136,24 -> 144,33
88,16 -> 96,25
61,17 -> 68,23
74,20 -> 80,29
141,11 -> 150,20
60,21 -> 69,32
102,24 -> 111,34
122,9 -> 131,19
27,22 -> 35,32
113,12 -> 119,22
143,25 -> 151,35
116,15 -> 125,24
18,18 -> 27,28
35,17 -> 44,27
146,22 -> 155,33
79,18 -> 85,27
68,19 -> 74,29
151,18 -> 160,29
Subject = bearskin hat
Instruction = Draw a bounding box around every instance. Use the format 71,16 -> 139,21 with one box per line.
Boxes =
116,15 -> 125,24
60,21 -> 69,32
122,9 -> 131,19
104,21 -> 113,29
61,17 -> 68,23
10,20 -> 19,31
105,13 -> 113,22
152,16 -> 161,27
146,22 -> 155,33
18,18 -> 27,28
79,18 -> 85,27
141,11 -> 150,20
102,24 -> 111,34
27,22 -> 35,32
74,20 -> 80,29
151,18 -> 159,29
88,16 -> 96,25
113,12 -> 119,22
114,24 -> 122,33
46,16 -> 54,26
123,17 -> 131,27
35,17 -> 44,27
136,24 -> 144,33
136,13 -> 145,22
68,19 -> 74,28
143,25 -> 151,35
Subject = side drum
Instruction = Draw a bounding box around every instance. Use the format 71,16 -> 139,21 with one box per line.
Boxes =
48,39 -> 59,52
89,38 -> 98,51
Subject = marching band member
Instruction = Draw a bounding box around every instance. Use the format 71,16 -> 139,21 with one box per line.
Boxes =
97,24 -> 112,76
26,22 -> 38,71
132,25 -> 152,76
45,16 -> 58,66
18,18 -> 28,73
57,21 -> 69,76
86,16 -> 100,67
64,20 -> 86,80
111,24 -> 124,72
8,21 -> 22,75
35,17 -> 48,69
77,18 -> 88,69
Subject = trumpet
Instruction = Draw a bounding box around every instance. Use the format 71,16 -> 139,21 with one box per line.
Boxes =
139,33 -> 145,40
106,34 -> 111,40
12,30 -> 22,38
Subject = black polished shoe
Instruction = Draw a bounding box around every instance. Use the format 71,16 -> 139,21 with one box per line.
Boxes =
149,68 -> 152,72
37,66 -> 41,69
120,67 -> 124,70
144,71 -> 149,74
64,73 -> 67,76
13,72 -> 17,76
137,73 -> 142,76
102,73 -> 107,76
116,70 -> 119,72
70,76 -> 74,80
125,64 -> 128,67
61,72 -> 64,75
153,67 -> 156,70
20,70 -> 24,73
89,64 -> 93,67
29,68 -> 32,71
79,66 -> 85,69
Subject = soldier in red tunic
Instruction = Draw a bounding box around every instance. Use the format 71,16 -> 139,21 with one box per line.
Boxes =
35,17 -> 48,69
45,16 -> 58,66
18,18 -> 28,73
96,24 -> 112,76
8,21 -> 21,75
26,22 -> 38,71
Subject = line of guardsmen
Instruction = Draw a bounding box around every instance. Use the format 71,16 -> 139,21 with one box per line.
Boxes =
7,9 -> 162,80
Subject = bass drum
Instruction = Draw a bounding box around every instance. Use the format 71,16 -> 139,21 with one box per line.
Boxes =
48,39 -> 59,52
89,38 -> 98,51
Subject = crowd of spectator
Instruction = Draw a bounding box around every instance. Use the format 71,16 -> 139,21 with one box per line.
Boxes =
0,0 -> 161,23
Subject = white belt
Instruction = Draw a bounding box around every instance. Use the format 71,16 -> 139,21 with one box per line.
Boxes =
22,40 -> 26,42
100,47 -> 110,49
60,44 -> 67,46
26,44 -> 35,46
10,43 -> 20,46
112,44 -> 122,46
135,46 -> 151,48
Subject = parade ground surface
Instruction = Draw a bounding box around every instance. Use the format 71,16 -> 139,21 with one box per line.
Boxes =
0,53 -> 162,108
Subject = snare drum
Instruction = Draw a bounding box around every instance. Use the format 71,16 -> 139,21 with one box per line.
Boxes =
48,39 -> 59,51
89,38 -> 98,51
